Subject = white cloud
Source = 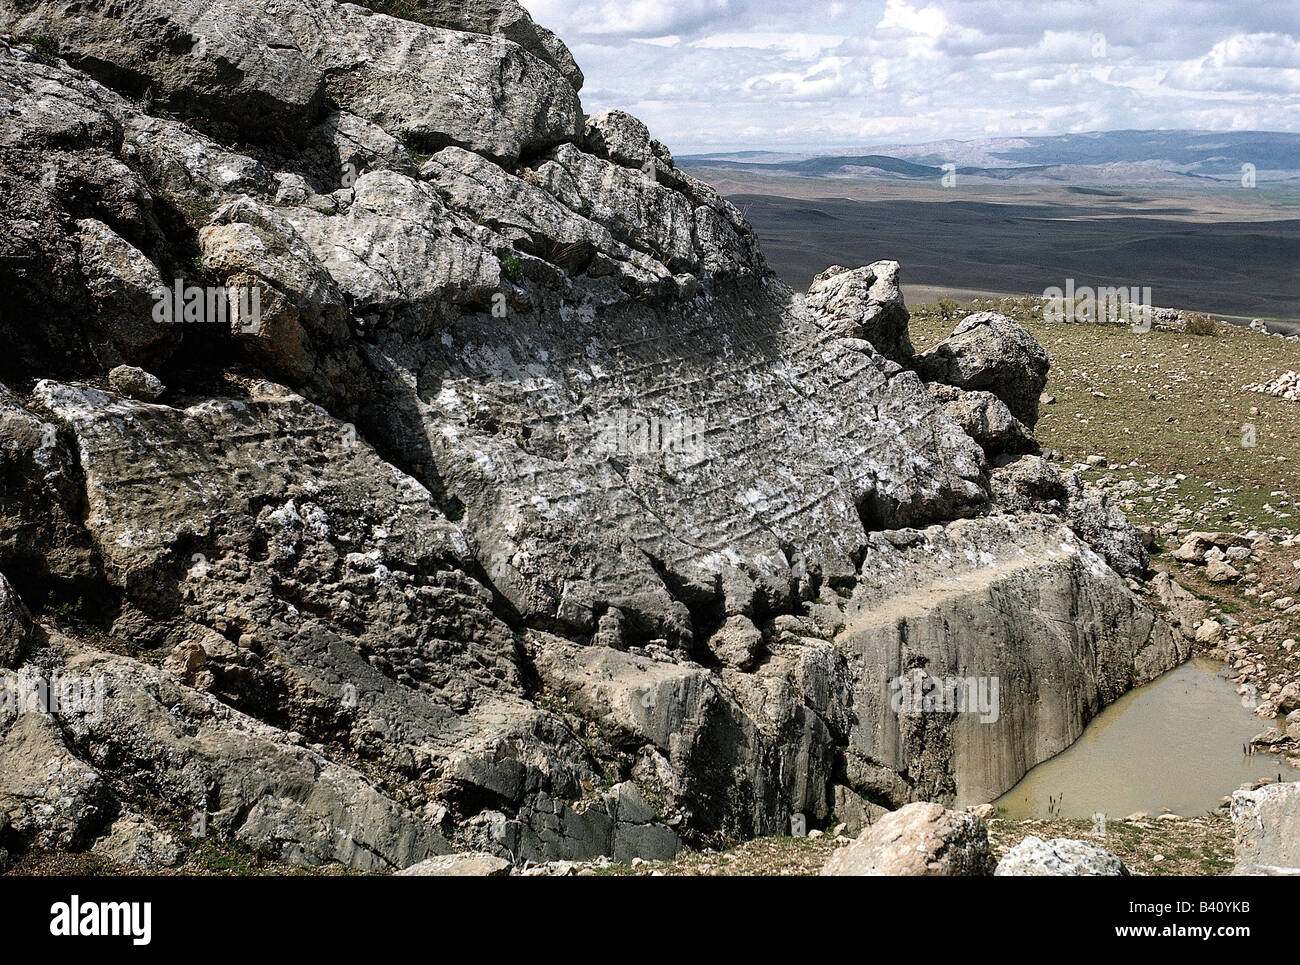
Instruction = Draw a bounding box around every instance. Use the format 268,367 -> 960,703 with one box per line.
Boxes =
519,0 -> 1300,152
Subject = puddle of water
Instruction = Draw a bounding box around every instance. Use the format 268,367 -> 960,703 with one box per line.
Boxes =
995,656 -> 1297,819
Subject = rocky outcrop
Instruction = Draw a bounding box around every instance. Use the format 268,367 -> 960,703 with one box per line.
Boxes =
990,454 -> 1150,578
995,836 -> 1131,876
0,1 -> 1184,873
3,0 -> 583,159
387,0 -> 584,92
820,802 -> 994,875
90,813 -> 181,872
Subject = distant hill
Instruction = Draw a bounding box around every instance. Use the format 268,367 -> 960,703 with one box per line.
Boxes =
682,130 -> 1300,185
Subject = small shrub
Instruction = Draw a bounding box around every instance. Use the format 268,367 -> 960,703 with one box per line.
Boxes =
1185,313 -> 1218,336
501,255 -> 523,281
43,593 -> 84,624
28,35 -> 59,66
936,296 -> 959,320
364,0 -> 424,23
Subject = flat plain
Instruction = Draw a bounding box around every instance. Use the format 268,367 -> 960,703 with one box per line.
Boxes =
692,170 -> 1300,328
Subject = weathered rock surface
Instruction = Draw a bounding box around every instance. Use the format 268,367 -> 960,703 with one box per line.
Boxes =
994,836 -> 1131,876
0,710 -> 107,851
1232,782 -> 1300,875
839,514 -> 1184,808
805,262 -> 913,364
396,851 -> 512,876
916,312 -> 1051,427
3,0 -> 583,160
991,454 -> 1149,577
107,364 -> 165,401
0,571 -> 32,667
929,383 -> 1035,456
0,2 -> 1183,873
820,802 -> 994,875
91,812 -> 181,872
389,0 -> 584,92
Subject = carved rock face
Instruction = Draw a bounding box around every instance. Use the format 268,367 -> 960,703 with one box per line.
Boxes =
0,9 -> 1181,870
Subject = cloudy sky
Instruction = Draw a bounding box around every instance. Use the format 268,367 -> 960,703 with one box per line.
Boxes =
520,0 -> 1300,153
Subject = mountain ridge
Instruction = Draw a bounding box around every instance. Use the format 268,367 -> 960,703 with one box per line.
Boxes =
683,129 -> 1300,184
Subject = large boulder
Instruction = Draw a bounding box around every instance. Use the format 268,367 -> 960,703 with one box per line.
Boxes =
1232,782 -> 1300,875
929,383 -> 1036,456
916,312 -> 1051,427
385,0 -> 584,92
396,852 -> 512,876
839,514 -> 1185,808
995,836 -> 1131,876
90,812 -> 181,872
583,110 -> 667,170
805,262 -> 914,365
820,802 -> 994,876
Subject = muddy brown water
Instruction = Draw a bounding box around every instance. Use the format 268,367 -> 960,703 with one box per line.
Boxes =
994,656 -> 1298,819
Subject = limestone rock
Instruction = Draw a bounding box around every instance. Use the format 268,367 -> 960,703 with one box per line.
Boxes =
916,312 -> 1051,427
805,262 -> 914,364
0,385 -> 102,587
0,571 -> 33,668
5,0 -> 583,160
1277,682 -> 1300,716
1196,618 -> 1224,644
708,614 -> 764,669
91,813 -> 181,872
107,365 -> 165,401
583,110 -> 662,170
485,779 -> 682,864
1232,782 -> 1300,875
832,785 -> 890,835
387,0 -> 584,91
994,836 -> 1131,876
54,644 -> 453,871
0,712 -> 107,851
0,4 -> 1189,871
1149,571 -> 1208,640
396,852 -> 512,876
991,455 -> 1149,577
1206,559 -> 1242,583
820,802 -> 994,876
929,383 -> 1036,456
840,514 -> 1184,808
